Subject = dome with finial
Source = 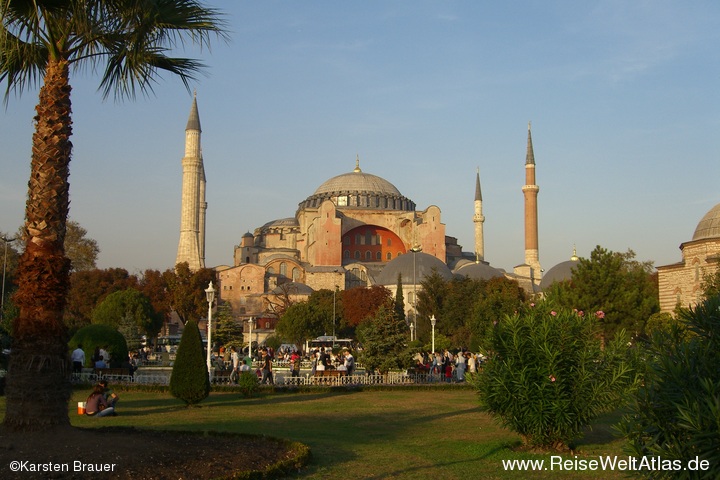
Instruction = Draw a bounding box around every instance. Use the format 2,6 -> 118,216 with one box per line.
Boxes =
298,156 -> 415,211
539,247 -> 580,290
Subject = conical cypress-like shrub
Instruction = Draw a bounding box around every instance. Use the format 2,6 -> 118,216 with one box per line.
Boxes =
169,320 -> 210,406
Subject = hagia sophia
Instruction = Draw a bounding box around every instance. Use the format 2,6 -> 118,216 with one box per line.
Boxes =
175,96 -> 720,335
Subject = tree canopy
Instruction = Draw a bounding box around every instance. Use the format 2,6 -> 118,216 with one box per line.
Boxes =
91,288 -> 162,349
543,246 -> 659,339
357,305 -> 413,374
163,263 -> 216,325
64,220 -> 99,272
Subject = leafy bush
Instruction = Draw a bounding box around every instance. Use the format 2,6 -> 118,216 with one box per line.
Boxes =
473,304 -> 638,450
238,371 -> 259,398
170,320 -> 210,406
618,296 -> 720,477
69,323 -> 128,368
357,305 -> 413,374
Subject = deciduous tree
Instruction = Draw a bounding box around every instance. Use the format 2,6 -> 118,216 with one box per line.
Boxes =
92,288 -> 163,350
64,268 -> 137,332
164,263 -> 216,325
341,285 -> 392,327
64,220 -> 99,272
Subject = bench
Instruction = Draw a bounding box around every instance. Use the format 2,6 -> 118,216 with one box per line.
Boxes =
212,369 -> 233,384
314,370 -> 346,377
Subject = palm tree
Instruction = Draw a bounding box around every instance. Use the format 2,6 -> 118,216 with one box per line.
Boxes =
0,0 -> 226,431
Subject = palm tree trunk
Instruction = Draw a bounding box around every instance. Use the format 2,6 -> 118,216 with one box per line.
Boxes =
3,59 -> 73,431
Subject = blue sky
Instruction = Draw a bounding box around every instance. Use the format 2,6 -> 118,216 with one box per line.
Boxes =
1,1 -> 719,275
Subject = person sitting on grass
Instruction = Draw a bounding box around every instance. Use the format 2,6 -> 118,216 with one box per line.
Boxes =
98,379 -> 119,409
85,384 -> 116,417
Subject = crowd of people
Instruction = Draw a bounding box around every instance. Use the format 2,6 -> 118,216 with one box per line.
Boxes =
412,349 -> 484,382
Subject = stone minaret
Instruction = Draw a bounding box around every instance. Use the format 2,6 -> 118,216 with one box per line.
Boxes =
473,167 -> 485,261
522,122 -> 541,279
175,94 -> 206,270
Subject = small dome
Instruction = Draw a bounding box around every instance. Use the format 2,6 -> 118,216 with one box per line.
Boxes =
454,261 -> 504,281
270,282 -> 314,296
375,251 -> 453,285
261,217 -> 299,229
693,203 -> 720,241
539,258 -> 580,290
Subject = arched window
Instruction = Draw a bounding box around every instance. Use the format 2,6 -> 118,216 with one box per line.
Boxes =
386,252 -> 392,260
280,262 -> 287,277
292,268 -> 300,282
344,250 -> 350,258
376,252 -> 382,260
365,251 -> 372,261
267,267 -> 275,275
354,251 -> 361,259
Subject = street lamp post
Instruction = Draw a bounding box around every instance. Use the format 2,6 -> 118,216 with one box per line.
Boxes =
204,281 -> 216,376
247,317 -> 253,360
430,315 -> 437,354
332,286 -> 337,349
411,246 -> 422,339
1,236 -> 18,321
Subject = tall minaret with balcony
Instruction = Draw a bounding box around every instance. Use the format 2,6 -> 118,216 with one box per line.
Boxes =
522,122 -> 541,280
175,93 -> 206,270
473,168 -> 485,262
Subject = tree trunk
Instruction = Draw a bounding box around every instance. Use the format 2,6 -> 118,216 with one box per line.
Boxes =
3,59 -> 73,431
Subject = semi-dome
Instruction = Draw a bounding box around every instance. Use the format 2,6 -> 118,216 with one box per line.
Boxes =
375,251 -> 453,286
298,158 -> 415,211
692,203 -> 720,241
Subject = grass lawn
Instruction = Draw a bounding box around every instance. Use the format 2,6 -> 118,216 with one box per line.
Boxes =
2,386 -> 630,479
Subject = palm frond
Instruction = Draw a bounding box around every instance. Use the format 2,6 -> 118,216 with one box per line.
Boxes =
0,25 -> 48,98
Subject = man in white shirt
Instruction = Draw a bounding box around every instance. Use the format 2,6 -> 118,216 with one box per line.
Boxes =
71,344 -> 85,374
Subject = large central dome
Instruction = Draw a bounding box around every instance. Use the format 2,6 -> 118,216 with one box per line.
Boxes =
313,170 -> 402,197
298,159 -> 415,212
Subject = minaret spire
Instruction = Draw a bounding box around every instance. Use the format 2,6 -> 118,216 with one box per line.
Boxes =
473,167 -> 485,261
176,95 -> 206,270
521,121 -> 541,282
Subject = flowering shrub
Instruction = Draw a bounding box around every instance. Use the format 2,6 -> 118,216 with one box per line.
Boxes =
618,296 -> 720,475
473,304 -> 639,450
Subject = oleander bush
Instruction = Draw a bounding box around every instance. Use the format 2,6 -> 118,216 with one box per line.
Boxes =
618,296 -> 720,478
473,304 -> 639,450
170,320 -> 210,406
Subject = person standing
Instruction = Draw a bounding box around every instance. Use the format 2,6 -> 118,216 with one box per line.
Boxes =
455,350 -> 467,382
343,349 -> 355,376
290,350 -> 301,378
260,348 -> 273,384
230,346 -> 240,383
71,344 -> 85,374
